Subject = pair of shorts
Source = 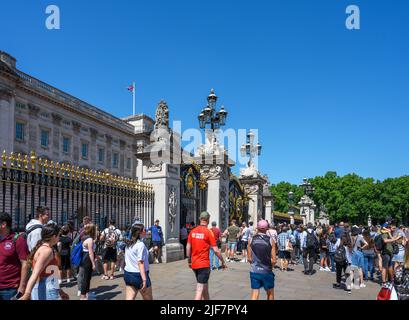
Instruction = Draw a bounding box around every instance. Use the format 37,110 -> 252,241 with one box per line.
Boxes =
241,241 -> 249,250
382,254 -> 393,269
102,247 -> 117,263
351,251 -> 365,269
320,250 -> 328,259
152,241 -> 162,248
392,251 -> 405,263
193,268 -> 211,284
124,270 -> 151,289
278,250 -> 291,260
228,242 -> 237,250
60,255 -> 71,270
250,272 -> 275,290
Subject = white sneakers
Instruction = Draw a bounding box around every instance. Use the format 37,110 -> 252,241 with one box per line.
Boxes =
360,283 -> 366,288
325,267 -> 331,272
77,290 -> 81,297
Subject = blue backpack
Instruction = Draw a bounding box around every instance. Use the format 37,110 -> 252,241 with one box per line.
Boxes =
71,240 -> 83,267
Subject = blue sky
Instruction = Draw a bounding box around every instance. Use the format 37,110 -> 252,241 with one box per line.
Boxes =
1,0 -> 408,184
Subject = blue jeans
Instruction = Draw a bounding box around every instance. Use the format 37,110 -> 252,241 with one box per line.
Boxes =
363,253 -> 375,280
209,248 -> 220,269
328,252 -> 335,272
0,288 -> 17,300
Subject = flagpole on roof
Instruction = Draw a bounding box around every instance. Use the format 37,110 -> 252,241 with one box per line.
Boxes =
132,81 -> 136,116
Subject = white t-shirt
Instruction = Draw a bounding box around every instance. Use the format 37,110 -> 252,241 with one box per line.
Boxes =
241,227 -> 251,242
124,240 -> 149,273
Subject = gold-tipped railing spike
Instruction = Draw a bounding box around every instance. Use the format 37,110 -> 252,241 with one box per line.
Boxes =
9,152 -> 15,168
2,150 -> 7,167
23,154 -> 29,170
44,159 -> 49,175
16,153 -> 22,169
55,162 -> 61,177
30,151 -> 37,171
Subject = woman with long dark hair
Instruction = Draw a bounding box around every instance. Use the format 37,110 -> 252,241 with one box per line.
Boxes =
20,224 -> 69,300
79,224 -> 96,300
124,224 -> 153,300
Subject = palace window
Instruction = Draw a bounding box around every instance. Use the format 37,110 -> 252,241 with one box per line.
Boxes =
63,137 -> 70,154
113,153 -> 119,168
15,122 -> 25,141
40,130 -> 49,148
15,102 -> 26,110
98,148 -> 105,163
40,112 -> 50,119
81,143 -> 88,159
126,158 -> 131,170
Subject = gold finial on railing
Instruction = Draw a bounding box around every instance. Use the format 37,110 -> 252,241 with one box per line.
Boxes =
23,154 -> 29,170
44,159 -> 49,174
9,152 -> 15,168
49,161 -> 55,176
30,151 -> 37,170
55,162 -> 61,177
16,153 -> 22,169
2,150 -> 7,167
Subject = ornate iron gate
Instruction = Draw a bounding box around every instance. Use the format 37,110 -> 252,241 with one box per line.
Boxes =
180,164 -> 207,228
1,151 -> 154,231
229,176 -> 248,223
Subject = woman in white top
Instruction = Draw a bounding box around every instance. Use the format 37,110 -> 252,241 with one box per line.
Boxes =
124,224 -> 152,300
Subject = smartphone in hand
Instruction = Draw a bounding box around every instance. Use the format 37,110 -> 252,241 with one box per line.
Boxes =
10,292 -> 23,300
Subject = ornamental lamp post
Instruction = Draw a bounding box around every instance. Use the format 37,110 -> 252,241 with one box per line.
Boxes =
288,191 -> 295,225
197,89 -> 228,132
241,130 -> 262,168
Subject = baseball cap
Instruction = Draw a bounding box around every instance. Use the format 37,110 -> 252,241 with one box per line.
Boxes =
199,211 -> 210,221
257,220 -> 269,230
132,219 -> 143,227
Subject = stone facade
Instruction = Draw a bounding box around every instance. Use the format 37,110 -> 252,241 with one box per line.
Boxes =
0,51 -> 154,179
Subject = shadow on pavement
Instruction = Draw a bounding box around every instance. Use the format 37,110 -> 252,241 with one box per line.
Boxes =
97,291 -> 123,300
93,285 -> 119,295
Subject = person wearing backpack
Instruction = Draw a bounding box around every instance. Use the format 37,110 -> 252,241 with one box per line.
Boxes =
57,225 -> 73,284
380,222 -> 402,285
302,223 -> 318,276
100,219 -> 122,280
0,212 -> 30,300
333,234 -> 347,290
25,206 -> 50,252
79,224 -> 97,300
248,220 -> 276,300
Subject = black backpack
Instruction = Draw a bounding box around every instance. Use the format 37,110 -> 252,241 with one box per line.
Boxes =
306,231 -> 318,250
334,245 -> 347,264
374,234 -> 384,252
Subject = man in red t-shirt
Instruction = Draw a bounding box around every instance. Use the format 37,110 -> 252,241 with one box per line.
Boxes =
0,213 -> 30,300
187,211 -> 226,300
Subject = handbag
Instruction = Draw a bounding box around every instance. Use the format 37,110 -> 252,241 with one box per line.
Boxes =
377,283 -> 398,300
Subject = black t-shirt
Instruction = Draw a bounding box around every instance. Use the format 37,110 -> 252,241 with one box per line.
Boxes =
60,235 -> 73,256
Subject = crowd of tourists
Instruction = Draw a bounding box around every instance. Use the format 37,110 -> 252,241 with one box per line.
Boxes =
1,205 -> 408,301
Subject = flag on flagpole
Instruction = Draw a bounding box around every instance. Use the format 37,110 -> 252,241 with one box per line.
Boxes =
127,82 -> 136,116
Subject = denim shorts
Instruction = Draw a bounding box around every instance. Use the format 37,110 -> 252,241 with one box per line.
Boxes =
351,251 -> 365,269
250,272 -> 275,290
124,270 -> 151,290
228,242 -> 237,250
31,277 -> 60,300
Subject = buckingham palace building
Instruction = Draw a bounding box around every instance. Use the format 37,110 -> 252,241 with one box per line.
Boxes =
0,51 -> 154,178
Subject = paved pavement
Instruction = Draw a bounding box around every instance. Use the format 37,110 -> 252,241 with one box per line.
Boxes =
62,256 -> 380,300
